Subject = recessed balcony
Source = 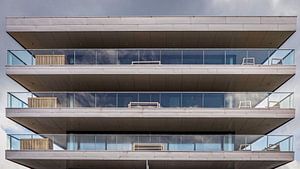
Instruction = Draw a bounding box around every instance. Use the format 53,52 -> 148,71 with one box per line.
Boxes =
6,49 -> 296,91
6,134 -> 294,169
6,92 -> 295,134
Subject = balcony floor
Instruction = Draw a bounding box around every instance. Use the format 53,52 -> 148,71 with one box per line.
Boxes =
6,65 -> 295,91
6,151 -> 294,169
6,108 -> 295,134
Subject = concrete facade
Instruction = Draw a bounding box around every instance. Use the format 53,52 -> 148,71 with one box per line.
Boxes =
4,16 -> 297,169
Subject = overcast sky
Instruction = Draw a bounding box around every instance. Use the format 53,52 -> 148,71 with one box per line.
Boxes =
0,0 -> 299,168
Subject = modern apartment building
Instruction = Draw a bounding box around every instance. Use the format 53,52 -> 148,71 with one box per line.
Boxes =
4,16 -> 297,169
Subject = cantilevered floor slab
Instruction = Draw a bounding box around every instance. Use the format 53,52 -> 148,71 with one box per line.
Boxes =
6,65 -> 295,91
6,151 -> 294,169
6,16 -> 296,48
6,108 -> 294,134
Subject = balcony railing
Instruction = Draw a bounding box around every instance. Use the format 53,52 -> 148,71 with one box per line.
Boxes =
7,49 -> 295,66
7,92 -> 294,109
7,134 -> 293,152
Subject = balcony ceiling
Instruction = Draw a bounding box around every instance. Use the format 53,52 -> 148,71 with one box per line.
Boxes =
6,16 -> 296,48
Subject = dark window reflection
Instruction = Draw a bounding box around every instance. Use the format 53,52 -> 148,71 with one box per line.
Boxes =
248,50 -> 269,64
75,50 -> 96,64
54,93 -> 74,108
139,50 -> 160,61
203,93 -> 224,108
138,93 -> 160,102
226,50 -> 247,64
182,93 -> 202,107
183,50 -> 203,64
204,51 -> 225,64
118,50 -> 138,64
161,50 -> 182,64
96,93 -> 117,107
118,93 -> 138,107
74,93 -> 95,107
161,93 -> 181,107
97,50 -> 117,64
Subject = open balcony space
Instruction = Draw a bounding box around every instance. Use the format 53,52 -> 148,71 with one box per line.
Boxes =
6,134 -> 294,169
6,49 -> 295,91
6,92 -> 295,134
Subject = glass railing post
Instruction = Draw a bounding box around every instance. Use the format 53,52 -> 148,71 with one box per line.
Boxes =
268,50 -> 270,65
94,93 -> 96,107
95,50 -> 98,64
73,93 -> 75,108
202,50 -> 205,64
94,135 -> 96,150
224,50 -> 227,65
266,135 -> 269,150
181,50 -> 183,64
73,50 -> 76,65
7,51 -> 11,65
7,93 -> 11,108
117,50 -> 119,65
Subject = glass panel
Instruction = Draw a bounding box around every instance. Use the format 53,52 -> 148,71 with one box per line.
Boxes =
78,135 -> 96,150
74,93 -> 95,107
75,50 -> 96,64
118,50 -> 138,64
203,93 -> 224,108
117,93 -> 138,107
183,50 -> 203,64
54,93 -> 74,108
139,50 -> 160,61
138,93 -> 160,102
107,135 -> 132,151
182,93 -> 202,107
61,50 -> 75,64
248,50 -> 269,64
196,136 -> 222,151
204,50 -> 225,64
96,93 -> 117,107
97,50 -> 117,64
161,93 -> 181,107
224,93 -> 269,109
161,50 -> 182,64
226,50 -> 247,64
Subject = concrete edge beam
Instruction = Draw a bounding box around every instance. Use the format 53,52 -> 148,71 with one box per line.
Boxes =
6,108 -> 295,119
6,16 -> 297,32
6,151 -> 294,161
5,65 -> 296,75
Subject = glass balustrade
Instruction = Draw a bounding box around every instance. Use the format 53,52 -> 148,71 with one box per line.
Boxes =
7,92 -> 294,109
7,49 -> 295,66
7,134 -> 293,152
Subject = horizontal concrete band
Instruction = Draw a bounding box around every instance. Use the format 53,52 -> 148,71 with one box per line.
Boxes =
6,151 -> 294,161
6,16 -> 297,32
6,65 -> 296,75
6,108 -> 295,119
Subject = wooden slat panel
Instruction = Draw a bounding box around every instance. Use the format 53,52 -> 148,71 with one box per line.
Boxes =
20,138 -> 53,150
28,97 -> 57,108
35,55 -> 65,65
